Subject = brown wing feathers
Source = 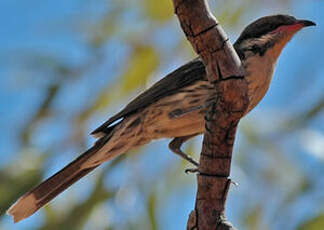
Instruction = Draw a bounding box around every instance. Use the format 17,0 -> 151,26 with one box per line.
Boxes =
91,58 -> 206,135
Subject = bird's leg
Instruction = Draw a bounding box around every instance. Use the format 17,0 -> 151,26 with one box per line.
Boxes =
169,134 -> 199,167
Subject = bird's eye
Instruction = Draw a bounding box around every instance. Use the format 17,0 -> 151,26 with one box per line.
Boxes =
270,24 -> 277,31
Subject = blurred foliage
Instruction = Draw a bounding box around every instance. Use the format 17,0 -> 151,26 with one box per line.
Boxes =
297,213 -> 324,230
284,94 -> 324,131
38,166 -> 114,230
148,190 -> 158,230
121,45 -> 159,92
244,205 -> 268,230
1,0 -> 324,230
143,0 -> 173,21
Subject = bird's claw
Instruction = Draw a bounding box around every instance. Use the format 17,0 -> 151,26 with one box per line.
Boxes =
231,180 -> 239,186
185,168 -> 199,174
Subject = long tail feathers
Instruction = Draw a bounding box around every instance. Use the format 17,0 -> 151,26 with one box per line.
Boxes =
6,144 -> 103,223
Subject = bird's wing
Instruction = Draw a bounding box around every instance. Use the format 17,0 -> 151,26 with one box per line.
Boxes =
91,58 -> 206,136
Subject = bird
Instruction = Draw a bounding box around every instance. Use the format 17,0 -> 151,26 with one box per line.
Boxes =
7,14 -> 315,223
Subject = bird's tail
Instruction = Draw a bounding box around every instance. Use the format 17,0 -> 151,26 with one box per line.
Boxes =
6,143 -> 104,223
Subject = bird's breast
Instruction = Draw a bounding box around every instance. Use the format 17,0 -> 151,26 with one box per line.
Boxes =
243,54 -> 276,112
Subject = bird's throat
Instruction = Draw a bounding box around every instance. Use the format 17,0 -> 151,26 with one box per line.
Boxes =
243,50 -> 276,112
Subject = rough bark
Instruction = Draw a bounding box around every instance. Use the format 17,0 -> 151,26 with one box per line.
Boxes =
170,0 -> 249,229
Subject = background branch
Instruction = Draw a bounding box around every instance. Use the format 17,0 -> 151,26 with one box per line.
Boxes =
171,0 -> 249,229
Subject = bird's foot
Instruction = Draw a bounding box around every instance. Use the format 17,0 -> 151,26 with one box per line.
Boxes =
185,168 -> 199,174
169,135 -> 199,167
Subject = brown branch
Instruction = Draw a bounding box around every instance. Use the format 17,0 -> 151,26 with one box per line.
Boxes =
171,0 -> 249,229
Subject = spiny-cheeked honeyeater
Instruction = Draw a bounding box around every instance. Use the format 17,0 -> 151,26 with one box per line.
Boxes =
7,14 -> 315,222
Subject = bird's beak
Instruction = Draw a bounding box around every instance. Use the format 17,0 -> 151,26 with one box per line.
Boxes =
297,19 -> 316,27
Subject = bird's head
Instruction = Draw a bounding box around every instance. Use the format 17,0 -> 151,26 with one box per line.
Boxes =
234,14 -> 316,60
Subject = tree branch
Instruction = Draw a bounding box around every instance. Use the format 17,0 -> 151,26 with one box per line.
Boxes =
170,0 -> 249,229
